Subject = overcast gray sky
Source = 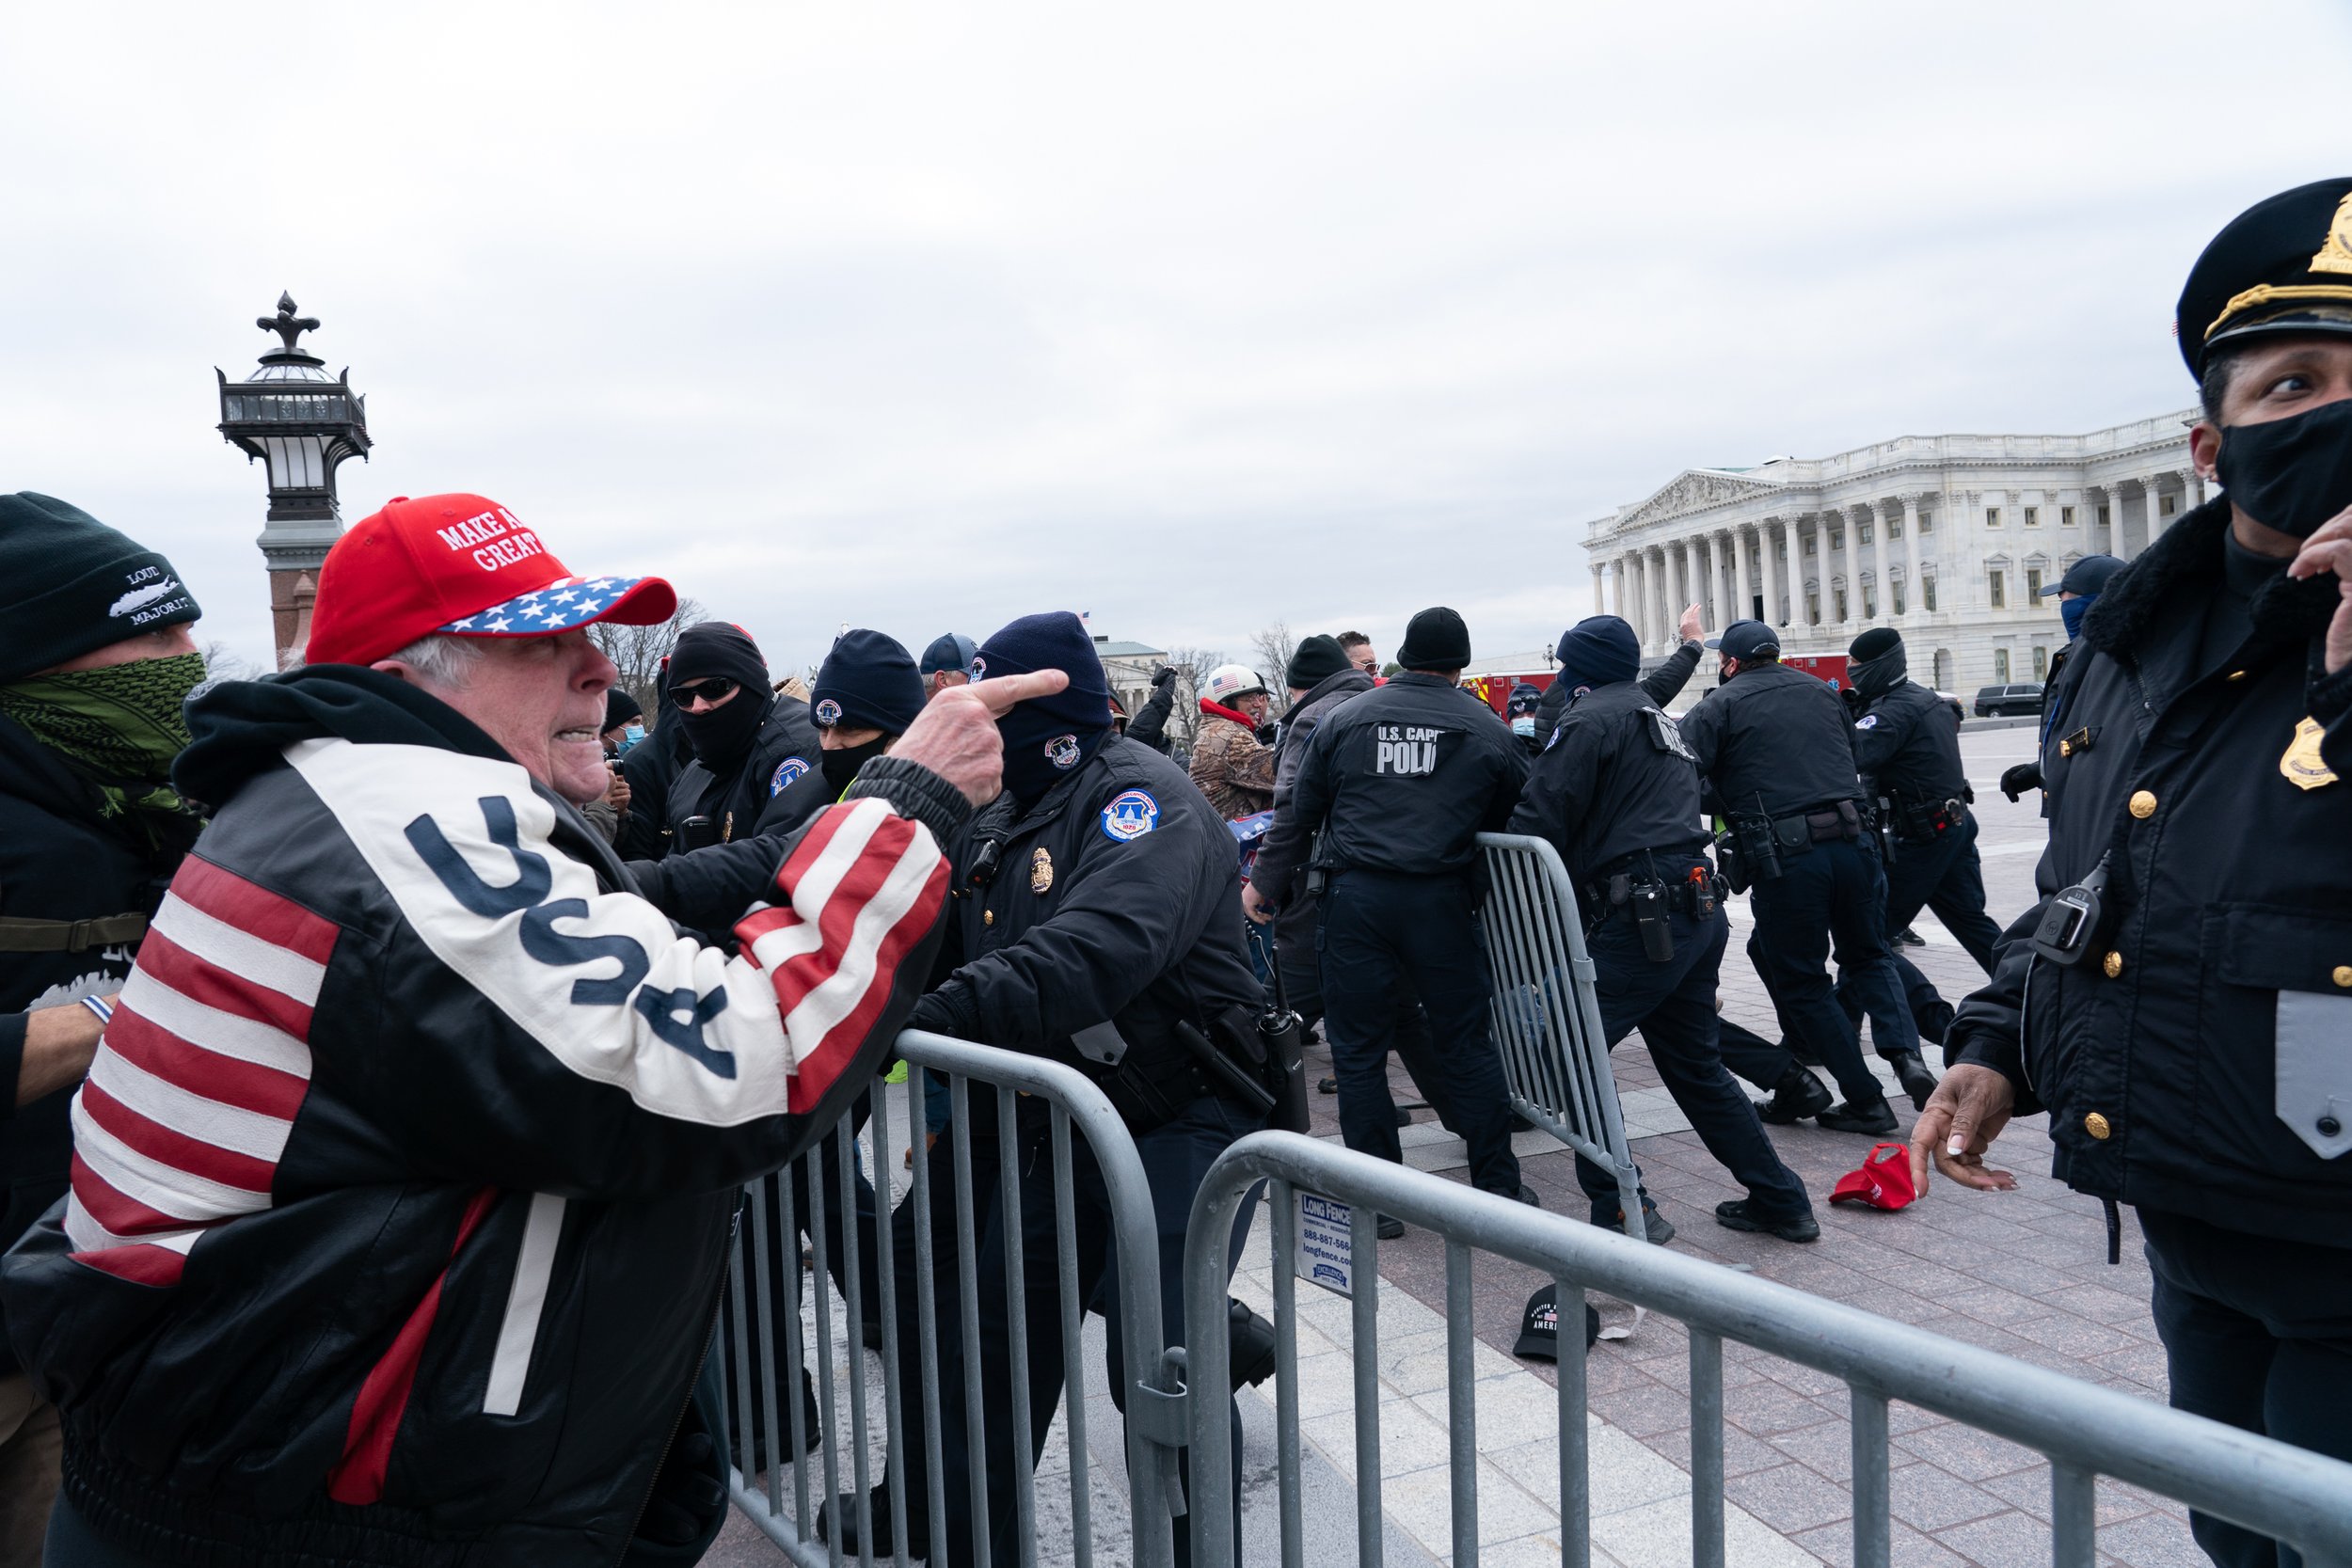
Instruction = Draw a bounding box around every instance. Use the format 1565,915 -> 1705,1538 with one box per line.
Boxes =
6,2 -> 2348,679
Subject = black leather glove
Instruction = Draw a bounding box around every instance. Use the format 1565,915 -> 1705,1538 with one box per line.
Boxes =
1998,761 -> 2042,802
634,1431 -> 725,1546
1152,665 -> 1178,690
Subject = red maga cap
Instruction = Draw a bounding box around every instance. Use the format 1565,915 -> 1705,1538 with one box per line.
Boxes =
305,493 -> 676,668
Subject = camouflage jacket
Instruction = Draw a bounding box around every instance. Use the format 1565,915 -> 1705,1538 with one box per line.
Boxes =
1188,710 -> 1276,819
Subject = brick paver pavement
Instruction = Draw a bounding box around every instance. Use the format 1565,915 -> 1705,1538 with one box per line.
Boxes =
1329,722 -> 2220,1567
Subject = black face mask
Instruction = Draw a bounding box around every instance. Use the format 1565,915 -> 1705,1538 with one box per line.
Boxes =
820,736 -> 890,796
679,689 -> 771,773
2214,397 -> 2352,539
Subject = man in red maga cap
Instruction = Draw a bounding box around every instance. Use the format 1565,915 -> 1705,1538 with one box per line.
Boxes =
0,494 -> 1061,1567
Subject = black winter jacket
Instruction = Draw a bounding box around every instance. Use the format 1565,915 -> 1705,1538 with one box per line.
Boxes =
1290,673 -> 1529,878
1849,679 -> 1970,826
1532,641 -> 1701,744
0,668 -> 959,1567
1248,668 -> 1375,903
1507,656 -> 1708,886
1947,499 -> 2352,1247
1124,677 -> 1178,755
658,693 -> 829,853
0,715 -> 191,1377
1679,661 -> 1865,820
914,736 -> 1262,1101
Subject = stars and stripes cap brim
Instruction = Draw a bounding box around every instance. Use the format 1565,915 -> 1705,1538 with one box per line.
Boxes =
438,576 -> 675,639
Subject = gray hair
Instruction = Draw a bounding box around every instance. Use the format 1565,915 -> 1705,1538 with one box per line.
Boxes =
379,632 -> 489,689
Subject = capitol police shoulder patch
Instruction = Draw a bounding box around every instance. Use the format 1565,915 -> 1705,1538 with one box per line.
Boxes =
1854,714 -> 1879,730
1101,788 -> 1160,843
771,756 -> 811,796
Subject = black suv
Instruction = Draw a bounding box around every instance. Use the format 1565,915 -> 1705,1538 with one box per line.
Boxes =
1972,682 -> 2045,718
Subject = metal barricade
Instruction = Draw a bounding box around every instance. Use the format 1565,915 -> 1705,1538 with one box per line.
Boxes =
1181,1132 -> 2352,1568
1473,831 -> 1645,1240
721,1028 -> 1182,1568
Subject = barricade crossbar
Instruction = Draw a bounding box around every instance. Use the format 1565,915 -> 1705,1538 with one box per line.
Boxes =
1181,1131 -> 2352,1568
1474,832 -> 1645,1241
719,1029 -> 1182,1568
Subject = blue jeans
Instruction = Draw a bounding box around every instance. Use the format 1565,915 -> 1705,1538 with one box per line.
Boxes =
1748,838 -> 1909,1102
2142,1209 -> 2352,1568
1571,874 -> 1810,1222
1319,869 -> 1522,1197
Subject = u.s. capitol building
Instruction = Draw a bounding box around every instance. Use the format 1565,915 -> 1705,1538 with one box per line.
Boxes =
1581,409 -> 2202,699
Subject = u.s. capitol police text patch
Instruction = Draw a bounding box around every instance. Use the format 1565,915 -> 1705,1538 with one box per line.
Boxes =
1100,788 -> 1160,843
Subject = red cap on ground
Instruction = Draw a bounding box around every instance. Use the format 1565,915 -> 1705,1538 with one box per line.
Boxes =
305,493 -> 676,668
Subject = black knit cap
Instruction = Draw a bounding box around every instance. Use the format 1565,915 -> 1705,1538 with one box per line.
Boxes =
667,623 -> 769,690
812,628 -> 925,736
603,687 -> 643,730
1848,627 -> 1902,661
1285,634 -> 1353,689
1396,606 -> 1471,672
0,492 -> 200,684
2178,178 -> 2352,377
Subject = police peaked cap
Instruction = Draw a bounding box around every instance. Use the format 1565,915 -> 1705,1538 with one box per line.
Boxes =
2178,177 -> 2352,377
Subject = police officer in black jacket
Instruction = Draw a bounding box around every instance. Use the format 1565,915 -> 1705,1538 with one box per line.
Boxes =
1919,180 -> 2352,1568
825,611 -> 1265,1567
1843,626 -> 2004,1106
1510,616 -> 1816,1243
1291,606 -> 1537,1215
652,622 -> 830,851
1680,619 -> 1907,1134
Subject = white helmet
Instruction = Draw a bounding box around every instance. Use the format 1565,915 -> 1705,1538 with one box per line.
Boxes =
1201,663 -> 1267,705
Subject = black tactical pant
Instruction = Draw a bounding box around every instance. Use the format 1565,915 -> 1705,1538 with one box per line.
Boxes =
1568,864 -> 1810,1225
2141,1208 -> 2352,1568
1744,838 -> 1911,1104
1319,868 -> 1523,1197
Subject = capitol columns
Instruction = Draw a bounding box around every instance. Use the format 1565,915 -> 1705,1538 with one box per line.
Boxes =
1760,516 -> 1783,626
1733,524 -> 1754,626
1899,492 -> 1923,621
1703,531 -> 1723,627
1870,498 -> 1892,622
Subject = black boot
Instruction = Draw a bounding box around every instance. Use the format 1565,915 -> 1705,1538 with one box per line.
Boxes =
817,1483 -> 923,1558
1754,1066 -> 1833,1125
1229,1299 -> 1278,1389
1816,1094 -> 1899,1134
1887,1051 -> 1938,1111
1590,1196 -> 1675,1244
1715,1198 -> 1820,1243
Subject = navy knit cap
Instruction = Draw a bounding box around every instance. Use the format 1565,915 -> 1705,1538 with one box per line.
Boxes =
1507,682 -> 1543,714
812,628 -> 925,736
920,632 -> 978,679
603,687 -> 643,730
0,492 -> 201,684
977,611 -> 1115,800
1552,615 -> 1640,693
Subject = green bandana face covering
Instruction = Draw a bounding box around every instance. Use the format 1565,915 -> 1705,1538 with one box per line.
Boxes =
0,652 -> 206,836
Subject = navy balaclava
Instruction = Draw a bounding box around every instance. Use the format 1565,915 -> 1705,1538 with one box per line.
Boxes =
976,611 -> 1115,803
1551,616 -> 1641,703
1846,627 -> 1906,700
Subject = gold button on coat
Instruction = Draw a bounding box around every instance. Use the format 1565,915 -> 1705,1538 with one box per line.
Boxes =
2128,790 -> 2156,818
2085,1112 -> 2112,1140
2103,951 -> 2124,978
2335,965 -> 2352,989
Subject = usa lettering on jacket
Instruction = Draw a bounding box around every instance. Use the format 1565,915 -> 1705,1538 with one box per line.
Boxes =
1373,724 -> 1442,776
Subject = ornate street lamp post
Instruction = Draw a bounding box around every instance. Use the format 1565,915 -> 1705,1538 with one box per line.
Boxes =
217,293 -> 371,667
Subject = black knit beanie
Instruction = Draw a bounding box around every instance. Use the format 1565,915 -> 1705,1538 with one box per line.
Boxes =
1396,607 -> 1471,672
0,492 -> 201,683
812,628 -> 925,736
1285,634 -> 1352,689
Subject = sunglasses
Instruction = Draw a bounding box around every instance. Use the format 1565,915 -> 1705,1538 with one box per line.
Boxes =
673,676 -> 739,707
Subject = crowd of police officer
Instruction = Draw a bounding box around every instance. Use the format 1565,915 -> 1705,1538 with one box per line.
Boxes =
111,175 -> 2328,1568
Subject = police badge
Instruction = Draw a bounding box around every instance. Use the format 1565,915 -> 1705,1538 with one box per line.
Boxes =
1030,846 -> 1054,894
2280,715 -> 2339,791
